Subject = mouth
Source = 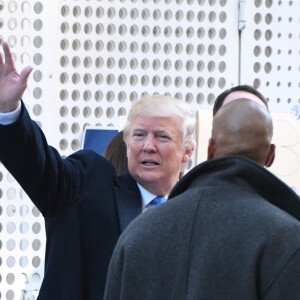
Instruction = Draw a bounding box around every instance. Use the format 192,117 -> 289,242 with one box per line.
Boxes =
141,160 -> 159,166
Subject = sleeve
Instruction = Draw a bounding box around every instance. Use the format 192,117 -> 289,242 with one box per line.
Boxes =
0,101 -> 107,216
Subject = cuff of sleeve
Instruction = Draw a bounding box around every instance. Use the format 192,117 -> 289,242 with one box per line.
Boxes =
0,102 -> 22,125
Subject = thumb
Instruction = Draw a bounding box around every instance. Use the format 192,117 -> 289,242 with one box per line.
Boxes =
19,66 -> 33,85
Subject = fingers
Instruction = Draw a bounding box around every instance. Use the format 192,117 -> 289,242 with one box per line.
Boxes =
19,66 -> 33,85
2,41 -> 14,66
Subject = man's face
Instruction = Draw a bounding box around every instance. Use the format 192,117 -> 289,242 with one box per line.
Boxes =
126,115 -> 192,195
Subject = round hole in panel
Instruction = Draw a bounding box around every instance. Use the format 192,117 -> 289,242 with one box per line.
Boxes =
219,11 -> 227,23
130,75 -> 138,86
106,107 -> 115,119
32,239 -> 41,251
108,7 -> 116,18
163,59 -> 172,71
265,29 -> 272,41
218,77 -> 226,89
152,59 -> 161,71
175,60 -> 183,71
107,40 -> 116,52
7,188 -> 16,200
6,205 -> 16,217
84,73 -> 93,84
33,88 -> 42,100
208,28 -> 216,39
164,26 -> 172,37
83,106 -> 91,118
118,25 -> 127,36
118,57 -> 127,69
84,40 -> 92,51
118,41 -> 127,52
218,61 -> 226,73
60,55 -> 69,67
119,7 -> 127,19
186,27 -> 194,38
141,58 -> 149,70
96,7 -> 104,18
175,76 -> 182,87
264,62 -> 272,73
72,90 -> 80,101
72,139 -> 80,151
20,256 -> 28,268
216,45 -> 225,57
20,222 -> 29,234
6,239 -> 16,251
72,56 -> 81,68
142,8 -> 150,20
95,91 -> 103,102
118,75 -> 127,86
141,75 -> 149,86
59,39 -> 69,51
164,9 -> 172,21
71,122 -> 80,134
186,43 -> 194,54
163,76 -> 172,87
186,77 -> 194,88
72,73 -> 80,84
60,106 -> 68,117
32,256 -> 41,268
59,139 -> 68,151
33,70 -> 42,82
107,23 -> 116,35
84,6 -> 92,18
20,239 -> 29,251
175,93 -> 183,100
142,42 -> 150,53
186,93 -> 194,103
197,77 -> 205,88
59,122 -> 68,134
130,92 -> 138,101
6,273 -> 15,284
8,1 -> 17,13
84,23 -> 93,34
130,42 -> 138,53
186,60 -> 194,71
254,62 -> 261,73
142,25 -> 150,37
8,18 -> 17,30
94,107 -> 103,118
197,27 -> 205,39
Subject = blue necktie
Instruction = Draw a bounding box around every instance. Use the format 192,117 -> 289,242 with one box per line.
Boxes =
144,196 -> 166,211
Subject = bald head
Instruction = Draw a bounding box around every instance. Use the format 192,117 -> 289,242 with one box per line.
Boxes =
209,99 -> 274,166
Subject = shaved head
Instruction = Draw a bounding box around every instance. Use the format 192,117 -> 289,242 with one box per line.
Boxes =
209,99 -> 274,165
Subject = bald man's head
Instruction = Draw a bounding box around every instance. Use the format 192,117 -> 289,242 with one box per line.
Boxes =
208,99 -> 275,166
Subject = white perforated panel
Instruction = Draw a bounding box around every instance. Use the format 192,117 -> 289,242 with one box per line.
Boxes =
1,0 -> 299,298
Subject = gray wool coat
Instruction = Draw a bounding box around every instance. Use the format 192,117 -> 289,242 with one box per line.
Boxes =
104,156 -> 300,300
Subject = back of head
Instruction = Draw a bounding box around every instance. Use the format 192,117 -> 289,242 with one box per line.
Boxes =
213,85 -> 269,116
103,131 -> 128,175
123,94 -> 196,149
210,99 -> 273,165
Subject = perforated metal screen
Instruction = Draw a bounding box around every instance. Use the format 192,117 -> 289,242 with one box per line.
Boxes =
0,0 -> 299,298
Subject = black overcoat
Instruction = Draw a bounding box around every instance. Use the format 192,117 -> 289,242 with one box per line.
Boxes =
0,103 -> 142,299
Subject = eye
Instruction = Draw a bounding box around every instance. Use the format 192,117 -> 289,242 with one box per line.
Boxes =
132,131 -> 145,140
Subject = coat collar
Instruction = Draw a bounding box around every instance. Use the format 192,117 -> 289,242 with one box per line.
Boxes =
115,172 -> 142,231
169,156 -> 300,221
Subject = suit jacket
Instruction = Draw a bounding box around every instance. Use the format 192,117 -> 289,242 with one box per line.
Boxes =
0,103 -> 142,299
104,156 -> 300,300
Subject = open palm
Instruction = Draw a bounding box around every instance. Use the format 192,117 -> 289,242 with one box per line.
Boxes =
0,42 -> 32,112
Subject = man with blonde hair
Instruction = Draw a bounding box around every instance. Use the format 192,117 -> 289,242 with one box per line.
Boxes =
0,42 -> 195,299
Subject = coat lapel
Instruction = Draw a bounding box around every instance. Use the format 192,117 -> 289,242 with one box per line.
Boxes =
115,172 -> 142,232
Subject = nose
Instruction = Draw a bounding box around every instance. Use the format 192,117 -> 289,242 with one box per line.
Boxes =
143,135 -> 156,152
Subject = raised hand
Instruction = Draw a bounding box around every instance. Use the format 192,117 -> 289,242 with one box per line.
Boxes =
0,41 -> 33,112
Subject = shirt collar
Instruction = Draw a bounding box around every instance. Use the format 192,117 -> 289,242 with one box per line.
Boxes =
137,183 -> 168,208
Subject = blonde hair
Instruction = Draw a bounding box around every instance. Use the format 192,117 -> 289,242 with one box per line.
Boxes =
123,95 -> 195,149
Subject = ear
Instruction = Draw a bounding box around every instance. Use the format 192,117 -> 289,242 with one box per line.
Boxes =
264,143 -> 275,167
207,138 -> 215,159
182,147 -> 194,163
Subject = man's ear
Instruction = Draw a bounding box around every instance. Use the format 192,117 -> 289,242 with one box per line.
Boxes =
207,138 -> 215,160
265,143 -> 276,167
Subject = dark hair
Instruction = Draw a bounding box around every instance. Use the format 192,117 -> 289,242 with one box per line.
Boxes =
103,131 -> 128,175
213,85 -> 269,116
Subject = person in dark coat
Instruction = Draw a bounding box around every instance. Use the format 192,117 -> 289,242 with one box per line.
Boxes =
0,42 -> 195,299
104,99 -> 300,300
